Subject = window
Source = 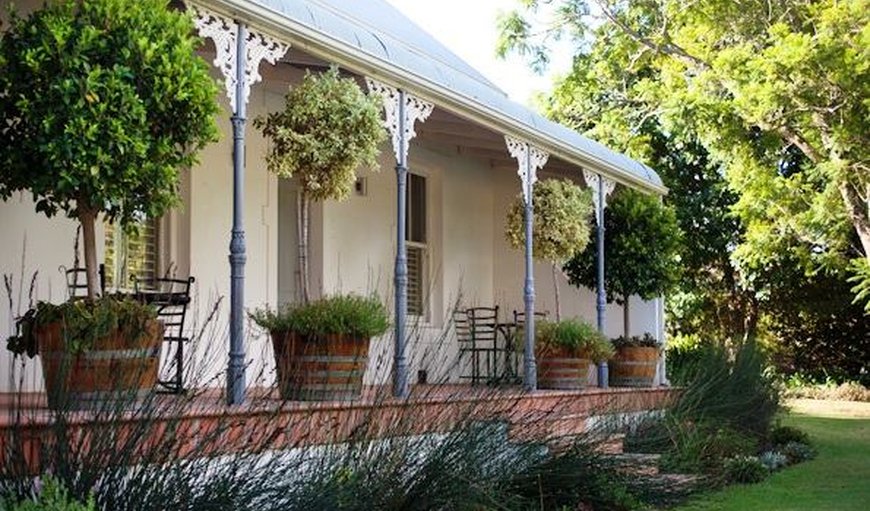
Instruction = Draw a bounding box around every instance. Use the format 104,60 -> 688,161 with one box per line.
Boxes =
406,173 -> 427,317
104,217 -> 160,290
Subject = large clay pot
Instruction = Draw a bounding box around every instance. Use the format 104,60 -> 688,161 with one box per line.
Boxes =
37,319 -> 163,410
538,348 -> 593,390
271,332 -> 369,401
609,346 -> 658,387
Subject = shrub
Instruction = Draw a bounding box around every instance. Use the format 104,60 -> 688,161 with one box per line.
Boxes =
6,477 -> 96,511
758,451 -> 789,471
769,425 -> 809,447
535,319 -> 614,362
250,294 -> 390,339
6,297 -> 157,357
780,442 -> 817,464
660,423 -> 758,475
611,333 -> 661,349
723,456 -> 768,484
783,380 -> 870,402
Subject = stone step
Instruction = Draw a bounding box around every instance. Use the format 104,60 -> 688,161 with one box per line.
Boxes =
610,452 -> 661,476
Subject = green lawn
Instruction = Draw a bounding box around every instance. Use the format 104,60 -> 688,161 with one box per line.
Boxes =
671,399 -> 870,511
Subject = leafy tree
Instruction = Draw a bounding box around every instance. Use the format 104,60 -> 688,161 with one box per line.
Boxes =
505,178 -> 594,320
498,0 -> 870,310
564,189 -> 681,336
0,0 -> 219,298
255,68 -> 385,303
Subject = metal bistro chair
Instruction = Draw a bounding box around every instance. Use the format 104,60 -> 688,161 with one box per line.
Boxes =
135,276 -> 195,394
64,264 -> 107,299
455,306 -> 500,385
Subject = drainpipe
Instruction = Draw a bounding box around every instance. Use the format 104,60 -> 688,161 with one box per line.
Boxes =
227,23 -> 248,406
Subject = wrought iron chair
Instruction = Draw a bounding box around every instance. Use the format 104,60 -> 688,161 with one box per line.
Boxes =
456,306 -> 500,385
134,276 -> 195,394
64,264 -> 106,299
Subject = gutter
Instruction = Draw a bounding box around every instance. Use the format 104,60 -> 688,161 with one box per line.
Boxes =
199,0 -> 669,195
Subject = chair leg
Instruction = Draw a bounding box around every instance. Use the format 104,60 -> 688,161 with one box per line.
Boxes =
175,339 -> 184,394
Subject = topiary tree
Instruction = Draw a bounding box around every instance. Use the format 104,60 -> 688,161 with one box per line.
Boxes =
255,67 -> 385,303
505,178 -> 594,320
565,188 -> 681,336
0,0 -> 219,299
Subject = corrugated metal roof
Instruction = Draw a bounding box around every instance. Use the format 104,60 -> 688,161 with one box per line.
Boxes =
226,0 -> 664,191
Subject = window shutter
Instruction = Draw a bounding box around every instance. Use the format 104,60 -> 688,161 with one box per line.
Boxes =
104,218 -> 159,289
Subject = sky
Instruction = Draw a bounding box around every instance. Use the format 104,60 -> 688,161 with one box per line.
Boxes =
383,0 -> 572,106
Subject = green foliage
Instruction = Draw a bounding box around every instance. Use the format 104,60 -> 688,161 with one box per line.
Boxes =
5,297 -> 156,358
534,318 -> 614,362
848,258 -> 870,313
4,477 -> 95,511
0,0 -> 219,227
779,441 -> 817,464
611,333 -> 660,349
505,178 -> 594,263
769,425 -> 810,447
254,67 -> 385,202
722,456 -> 768,484
659,424 -> 759,475
565,188 -> 682,303
757,451 -> 789,471
250,294 -> 390,339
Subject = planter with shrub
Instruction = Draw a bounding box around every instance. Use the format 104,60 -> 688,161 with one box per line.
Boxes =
252,295 -> 389,401
6,298 -> 162,410
535,319 -> 614,389
609,333 -> 661,387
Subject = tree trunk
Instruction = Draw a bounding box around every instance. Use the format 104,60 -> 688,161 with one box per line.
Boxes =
551,263 -> 561,321
743,296 -> 760,343
839,179 -> 870,259
78,207 -> 99,300
297,191 -> 310,303
623,294 -> 631,338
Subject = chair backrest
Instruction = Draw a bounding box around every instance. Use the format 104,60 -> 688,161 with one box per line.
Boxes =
137,276 -> 195,339
512,309 -> 548,326
467,306 -> 499,344
452,308 -> 471,343
64,264 -> 106,299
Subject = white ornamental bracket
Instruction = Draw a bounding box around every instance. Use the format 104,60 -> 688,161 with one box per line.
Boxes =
505,136 -> 549,204
189,4 -> 289,114
583,170 -> 617,225
365,78 -> 434,164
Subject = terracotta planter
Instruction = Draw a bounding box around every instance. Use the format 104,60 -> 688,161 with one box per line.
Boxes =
37,319 -> 163,410
271,332 -> 370,401
609,346 -> 658,387
538,348 -> 593,390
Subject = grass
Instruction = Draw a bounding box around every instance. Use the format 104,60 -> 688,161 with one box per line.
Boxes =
671,399 -> 870,511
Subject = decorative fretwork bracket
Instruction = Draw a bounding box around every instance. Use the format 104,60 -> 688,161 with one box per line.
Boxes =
365,78 -> 434,163
189,4 -> 289,113
505,136 -> 549,204
583,170 -> 617,225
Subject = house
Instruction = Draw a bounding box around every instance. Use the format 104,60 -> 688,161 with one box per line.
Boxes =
0,0 -> 668,399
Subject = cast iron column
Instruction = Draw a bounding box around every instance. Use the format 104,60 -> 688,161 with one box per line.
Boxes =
394,92 -> 410,399
596,176 -> 608,388
227,23 -> 248,405
522,148 -> 537,391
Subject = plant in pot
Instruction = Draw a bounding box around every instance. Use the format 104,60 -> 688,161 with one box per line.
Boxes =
251,295 -> 390,401
505,179 -> 594,320
565,188 -> 681,337
535,319 -> 614,389
609,333 -> 662,387
255,67 -> 385,303
0,0 -> 219,407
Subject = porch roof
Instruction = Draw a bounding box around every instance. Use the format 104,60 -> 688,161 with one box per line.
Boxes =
205,0 -> 666,194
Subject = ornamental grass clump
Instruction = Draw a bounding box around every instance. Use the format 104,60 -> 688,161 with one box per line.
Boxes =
722,455 -> 768,484
535,318 -> 614,362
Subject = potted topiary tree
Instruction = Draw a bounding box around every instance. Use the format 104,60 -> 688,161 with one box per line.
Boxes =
505,178 -> 594,320
608,333 -> 662,387
564,188 -> 681,337
255,67 -> 385,303
535,318 -> 614,389
251,295 -> 389,401
0,0 -> 219,408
